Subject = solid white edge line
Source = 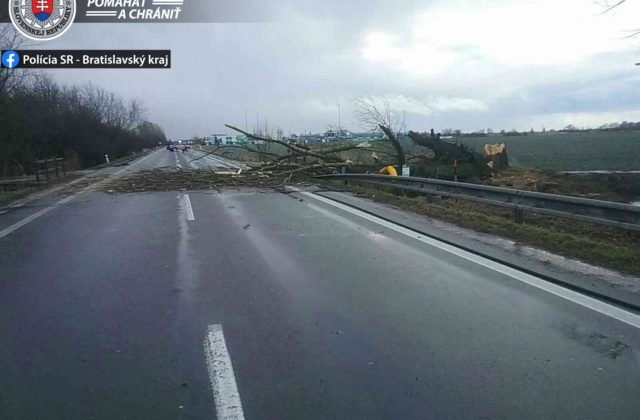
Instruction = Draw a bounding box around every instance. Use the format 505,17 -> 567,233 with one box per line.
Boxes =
114,149 -> 160,176
0,149 -> 160,239
204,324 -> 245,420
183,194 -> 195,221
290,187 -> 640,330
0,195 -> 75,240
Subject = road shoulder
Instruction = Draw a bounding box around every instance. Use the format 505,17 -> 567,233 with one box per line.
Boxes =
309,188 -> 640,310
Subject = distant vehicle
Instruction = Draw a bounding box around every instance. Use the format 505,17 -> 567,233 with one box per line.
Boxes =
324,129 -> 353,142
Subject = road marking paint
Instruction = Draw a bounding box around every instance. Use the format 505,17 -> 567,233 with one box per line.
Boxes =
0,150 -> 161,239
203,324 -> 245,420
0,195 -> 75,240
114,149 -> 161,176
183,194 -> 195,221
204,154 -> 242,170
291,188 -> 640,330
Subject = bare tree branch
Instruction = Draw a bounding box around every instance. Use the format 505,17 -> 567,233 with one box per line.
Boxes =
313,142 -> 371,155
188,144 -> 280,165
601,0 -> 627,14
623,28 -> 640,38
353,95 -> 406,166
274,162 -> 354,176
226,124 -> 343,162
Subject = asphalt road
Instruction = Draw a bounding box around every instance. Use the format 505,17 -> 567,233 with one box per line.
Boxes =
1,149 -> 640,419
118,147 -> 243,172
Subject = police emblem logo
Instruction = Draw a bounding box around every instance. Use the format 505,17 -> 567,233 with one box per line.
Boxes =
9,0 -> 76,41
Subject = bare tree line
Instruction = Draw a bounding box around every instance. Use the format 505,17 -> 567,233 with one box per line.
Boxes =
0,25 -> 167,177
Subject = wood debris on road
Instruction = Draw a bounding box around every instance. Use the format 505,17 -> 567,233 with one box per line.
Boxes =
102,169 -> 314,193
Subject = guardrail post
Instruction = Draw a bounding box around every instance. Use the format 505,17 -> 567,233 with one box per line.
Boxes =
61,159 -> 66,175
55,159 -> 59,178
44,160 -> 49,180
342,168 -> 348,185
313,173 -> 640,231
514,206 -> 525,224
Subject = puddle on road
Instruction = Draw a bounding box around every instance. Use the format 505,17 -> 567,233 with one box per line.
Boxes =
560,323 -> 632,359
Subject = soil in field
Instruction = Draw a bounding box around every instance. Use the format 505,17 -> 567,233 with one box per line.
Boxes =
459,131 -> 640,172
485,167 -> 640,202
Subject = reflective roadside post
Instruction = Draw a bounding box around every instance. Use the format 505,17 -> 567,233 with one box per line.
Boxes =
453,159 -> 459,182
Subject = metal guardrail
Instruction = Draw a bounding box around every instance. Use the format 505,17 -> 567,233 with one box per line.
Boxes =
0,177 -> 38,192
316,174 -> 640,231
34,158 -> 65,182
0,158 -> 66,192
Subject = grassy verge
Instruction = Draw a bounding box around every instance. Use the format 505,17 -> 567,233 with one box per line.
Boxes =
88,149 -> 151,171
321,181 -> 640,276
0,187 -> 40,207
485,167 -> 639,202
0,150 -> 151,207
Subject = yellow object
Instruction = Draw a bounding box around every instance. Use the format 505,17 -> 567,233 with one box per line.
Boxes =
379,165 -> 398,176
484,143 -> 506,156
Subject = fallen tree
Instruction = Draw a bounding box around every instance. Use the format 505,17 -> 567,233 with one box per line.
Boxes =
102,168 -> 314,193
184,123 -> 382,177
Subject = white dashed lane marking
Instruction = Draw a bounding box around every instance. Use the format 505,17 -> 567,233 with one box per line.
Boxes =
203,324 -> 244,420
183,194 -> 195,221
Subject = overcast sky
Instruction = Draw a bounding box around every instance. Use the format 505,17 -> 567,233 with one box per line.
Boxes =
38,0 -> 640,138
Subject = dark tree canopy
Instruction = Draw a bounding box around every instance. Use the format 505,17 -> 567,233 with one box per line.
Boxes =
0,26 -> 166,176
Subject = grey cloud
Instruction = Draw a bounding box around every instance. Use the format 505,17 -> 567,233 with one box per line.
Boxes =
9,0 -> 636,138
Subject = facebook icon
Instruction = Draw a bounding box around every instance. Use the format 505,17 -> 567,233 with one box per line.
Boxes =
1,51 -> 20,69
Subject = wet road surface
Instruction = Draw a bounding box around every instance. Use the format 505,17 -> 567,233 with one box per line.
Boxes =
1,149 -> 640,419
